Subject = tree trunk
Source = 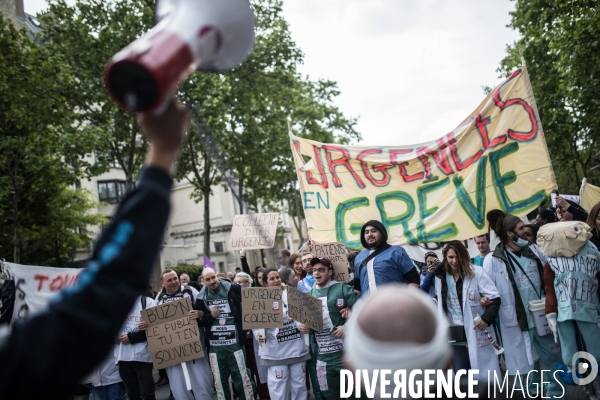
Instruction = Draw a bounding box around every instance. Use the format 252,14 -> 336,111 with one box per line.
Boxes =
203,156 -> 211,258
12,194 -> 20,264
238,178 -> 244,214
13,214 -> 19,264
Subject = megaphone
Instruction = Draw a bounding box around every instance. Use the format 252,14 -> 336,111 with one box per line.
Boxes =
104,0 -> 255,113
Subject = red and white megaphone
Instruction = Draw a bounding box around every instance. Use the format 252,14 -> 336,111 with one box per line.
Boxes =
104,0 -> 255,113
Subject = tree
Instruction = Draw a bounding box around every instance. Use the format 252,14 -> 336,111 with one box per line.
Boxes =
497,0 -> 600,193
176,0 -> 359,254
21,186 -> 106,267
41,0 -> 156,187
0,13 -> 99,264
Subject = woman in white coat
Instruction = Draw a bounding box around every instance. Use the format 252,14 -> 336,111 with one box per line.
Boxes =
434,240 -> 502,378
257,268 -> 310,400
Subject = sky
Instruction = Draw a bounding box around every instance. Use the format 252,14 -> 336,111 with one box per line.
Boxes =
24,0 -> 520,146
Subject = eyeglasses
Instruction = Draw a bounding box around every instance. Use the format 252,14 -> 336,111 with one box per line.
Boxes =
314,267 -> 329,273
302,258 -> 311,264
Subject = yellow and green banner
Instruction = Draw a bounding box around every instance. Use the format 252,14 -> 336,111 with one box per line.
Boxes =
290,67 -> 556,248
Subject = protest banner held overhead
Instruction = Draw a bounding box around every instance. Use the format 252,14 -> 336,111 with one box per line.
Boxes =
290,67 -> 556,247
141,297 -> 204,369
241,286 -> 284,329
312,242 -> 349,283
286,285 -> 323,332
228,213 -> 279,250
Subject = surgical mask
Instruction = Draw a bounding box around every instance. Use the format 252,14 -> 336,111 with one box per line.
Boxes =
511,234 -> 529,248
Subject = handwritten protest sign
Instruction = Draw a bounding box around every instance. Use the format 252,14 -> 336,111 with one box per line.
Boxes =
241,286 -> 284,329
312,242 -> 349,283
286,285 -> 323,332
3,262 -> 83,322
141,297 -> 204,369
228,213 -> 279,250
290,67 -> 556,247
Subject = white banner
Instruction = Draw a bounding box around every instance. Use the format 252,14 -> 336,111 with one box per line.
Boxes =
3,262 -> 83,322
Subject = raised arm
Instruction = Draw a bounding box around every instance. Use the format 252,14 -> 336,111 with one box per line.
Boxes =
0,102 -> 189,398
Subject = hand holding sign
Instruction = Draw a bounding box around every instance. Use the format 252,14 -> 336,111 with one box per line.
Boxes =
141,297 -> 204,369
241,287 -> 284,329
287,285 -> 323,332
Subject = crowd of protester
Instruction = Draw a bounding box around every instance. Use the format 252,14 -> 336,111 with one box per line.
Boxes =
3,101 -> 600,400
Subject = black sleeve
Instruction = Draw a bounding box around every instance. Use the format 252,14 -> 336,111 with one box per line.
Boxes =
352,277 -> 361,292
195,297 -> 214,328
127,330 -> 148,344
0,167 -> 173,399
481,297 -> 501,325
241,256 -> 251,274
567,205 -> 588,223
404,267 -> 421,285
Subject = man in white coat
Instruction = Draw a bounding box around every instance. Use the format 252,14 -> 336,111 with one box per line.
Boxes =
139,269 -> 213,400
484,211 -> 563,397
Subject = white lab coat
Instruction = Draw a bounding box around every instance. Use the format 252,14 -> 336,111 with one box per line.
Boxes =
115,296 -> 155,363
435,266 -> 501,379
482,251 -> 536,375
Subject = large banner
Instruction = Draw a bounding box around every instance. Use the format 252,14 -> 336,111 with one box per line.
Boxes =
3,262 -> 83,322
290,67 -> 556,247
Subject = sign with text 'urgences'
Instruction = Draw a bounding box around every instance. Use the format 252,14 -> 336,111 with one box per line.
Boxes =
241,286 -> 284,329
229,213 -> 279,250
290,67 -> 556,247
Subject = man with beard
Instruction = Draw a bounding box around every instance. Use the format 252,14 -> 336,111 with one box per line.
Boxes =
197,268 -> 254,400
139,269 -> 214,400
353,220 -> 420,295
299,257 -> 359,400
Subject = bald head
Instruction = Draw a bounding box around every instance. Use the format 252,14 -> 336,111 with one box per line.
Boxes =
345,285 -> 452,379
202,268 -> 220,291
357,286 -> 436,344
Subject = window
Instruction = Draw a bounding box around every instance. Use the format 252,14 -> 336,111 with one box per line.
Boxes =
98,180 -> 127,204
214,242 -> 224,252
218,262 -> 225,273
69,181 -> 81,190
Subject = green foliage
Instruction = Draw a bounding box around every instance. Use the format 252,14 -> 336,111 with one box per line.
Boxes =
41,0 -> 156,187
169,264 -> 203,282
0,13 -> 100,264
497,0 -> 600,193
177,0 -> 360,248
38,0 -> 358,257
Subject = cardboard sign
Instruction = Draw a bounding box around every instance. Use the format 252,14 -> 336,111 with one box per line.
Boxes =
286,285 -> 323,332
228,213 -> 279,250
241,286 -> 284,329
141,297 -> 204,369
313,242 -> 349,283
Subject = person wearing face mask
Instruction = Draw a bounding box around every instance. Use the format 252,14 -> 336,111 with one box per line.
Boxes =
484,210 -> 564,398
433,240 -> 501,378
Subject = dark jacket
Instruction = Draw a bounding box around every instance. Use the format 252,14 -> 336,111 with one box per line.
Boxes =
196,279 -> 246,349
0,167 -> 173,399
566,204 -> 588,223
